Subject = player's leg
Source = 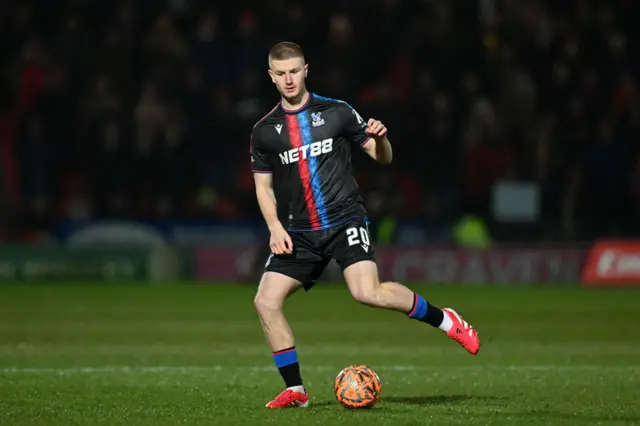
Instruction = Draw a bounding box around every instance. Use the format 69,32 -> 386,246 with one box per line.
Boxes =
254,271 -> 307,405
335,222 -> 480,354
257,241 -> 327,408
343,260 -> 480,354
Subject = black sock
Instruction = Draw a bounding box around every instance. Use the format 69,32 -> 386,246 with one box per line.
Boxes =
407,293 -> 445,328
272,347 -> 303,388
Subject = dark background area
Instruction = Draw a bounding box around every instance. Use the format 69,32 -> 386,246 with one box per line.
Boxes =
0,0 -> 638,245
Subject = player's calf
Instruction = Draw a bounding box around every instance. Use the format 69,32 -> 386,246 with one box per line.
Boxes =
254,272 -> 300,350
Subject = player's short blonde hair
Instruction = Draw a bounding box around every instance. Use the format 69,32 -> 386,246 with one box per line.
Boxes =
268,42 -> 305,67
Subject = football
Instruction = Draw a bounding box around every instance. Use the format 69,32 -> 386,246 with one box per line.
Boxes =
334,364 -> 382,409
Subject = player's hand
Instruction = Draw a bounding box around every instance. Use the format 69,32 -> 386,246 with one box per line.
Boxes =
269,223 -> 293,255
366,118 -> 387,140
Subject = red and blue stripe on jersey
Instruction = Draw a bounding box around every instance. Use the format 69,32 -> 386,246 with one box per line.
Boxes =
285,112 -> 329,230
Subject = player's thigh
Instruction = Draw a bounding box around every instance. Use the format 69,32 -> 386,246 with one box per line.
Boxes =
331,217 -> 380,297
342,260 -> 381,302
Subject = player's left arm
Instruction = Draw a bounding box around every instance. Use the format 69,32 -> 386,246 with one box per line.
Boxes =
342,104 -> 393,165
362,119 -> 393,165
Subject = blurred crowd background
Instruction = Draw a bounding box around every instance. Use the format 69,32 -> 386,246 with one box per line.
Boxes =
0,0 -> 638,245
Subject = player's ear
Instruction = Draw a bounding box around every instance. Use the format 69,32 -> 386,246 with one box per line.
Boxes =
267,69 -> 276,84
304,64 -> 309,78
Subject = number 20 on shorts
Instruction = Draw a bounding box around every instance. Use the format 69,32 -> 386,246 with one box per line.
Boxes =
346,227 -> 370,247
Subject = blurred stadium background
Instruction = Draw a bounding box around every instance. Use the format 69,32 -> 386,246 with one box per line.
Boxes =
1,1 -> 640,424
0,0 -> 639,283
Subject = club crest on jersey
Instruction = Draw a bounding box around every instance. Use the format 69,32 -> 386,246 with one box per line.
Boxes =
311,112 -> 325,127
279,138 -> 333,164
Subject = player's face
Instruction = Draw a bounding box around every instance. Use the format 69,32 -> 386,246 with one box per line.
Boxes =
268,57 -> 308,102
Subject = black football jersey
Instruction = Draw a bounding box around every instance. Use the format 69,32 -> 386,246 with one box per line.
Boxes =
250,93 -> 371,231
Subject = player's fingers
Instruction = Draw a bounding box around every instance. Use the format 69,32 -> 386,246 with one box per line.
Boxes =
281,238 -> 288,250
367,118 -> 377,127
377,125 -> 387,137
283,235 -> 293,253
277,240 -> 288,254
280,237 -> 292,253
271,242 -> 283,255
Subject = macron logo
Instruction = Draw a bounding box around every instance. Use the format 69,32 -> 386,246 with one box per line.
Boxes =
275,124 -> 283,134
279,138 -> 333,164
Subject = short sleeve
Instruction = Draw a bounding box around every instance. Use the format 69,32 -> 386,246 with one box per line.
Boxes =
250,126 -> 273,173
341,103 -> 370,147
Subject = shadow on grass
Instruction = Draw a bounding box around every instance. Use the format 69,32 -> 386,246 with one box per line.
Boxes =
310,394 -> 506,409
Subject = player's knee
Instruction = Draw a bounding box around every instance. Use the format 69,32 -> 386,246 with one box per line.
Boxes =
254,273 -> 300,314
349,284 -> 384,307
351,288 -> 375,306
254,291 -> 283,314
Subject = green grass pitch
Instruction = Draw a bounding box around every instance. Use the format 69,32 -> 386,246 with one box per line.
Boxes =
1,283 -> 639,425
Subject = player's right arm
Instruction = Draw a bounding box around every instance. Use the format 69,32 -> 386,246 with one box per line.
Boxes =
253,173 -> 293,254
251,128 -> 293,255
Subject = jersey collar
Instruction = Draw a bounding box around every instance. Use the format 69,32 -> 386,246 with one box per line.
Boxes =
279,92 -> 313,114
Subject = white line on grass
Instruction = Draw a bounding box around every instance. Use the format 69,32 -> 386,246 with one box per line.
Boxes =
1,365 -> 639,375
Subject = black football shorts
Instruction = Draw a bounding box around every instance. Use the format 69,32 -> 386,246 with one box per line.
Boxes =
264,216 -> 375,290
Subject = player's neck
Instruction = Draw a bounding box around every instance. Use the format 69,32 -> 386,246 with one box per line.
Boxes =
281,90 -> 310,112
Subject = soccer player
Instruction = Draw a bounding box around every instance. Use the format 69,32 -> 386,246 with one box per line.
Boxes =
250,42 -> 480,409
